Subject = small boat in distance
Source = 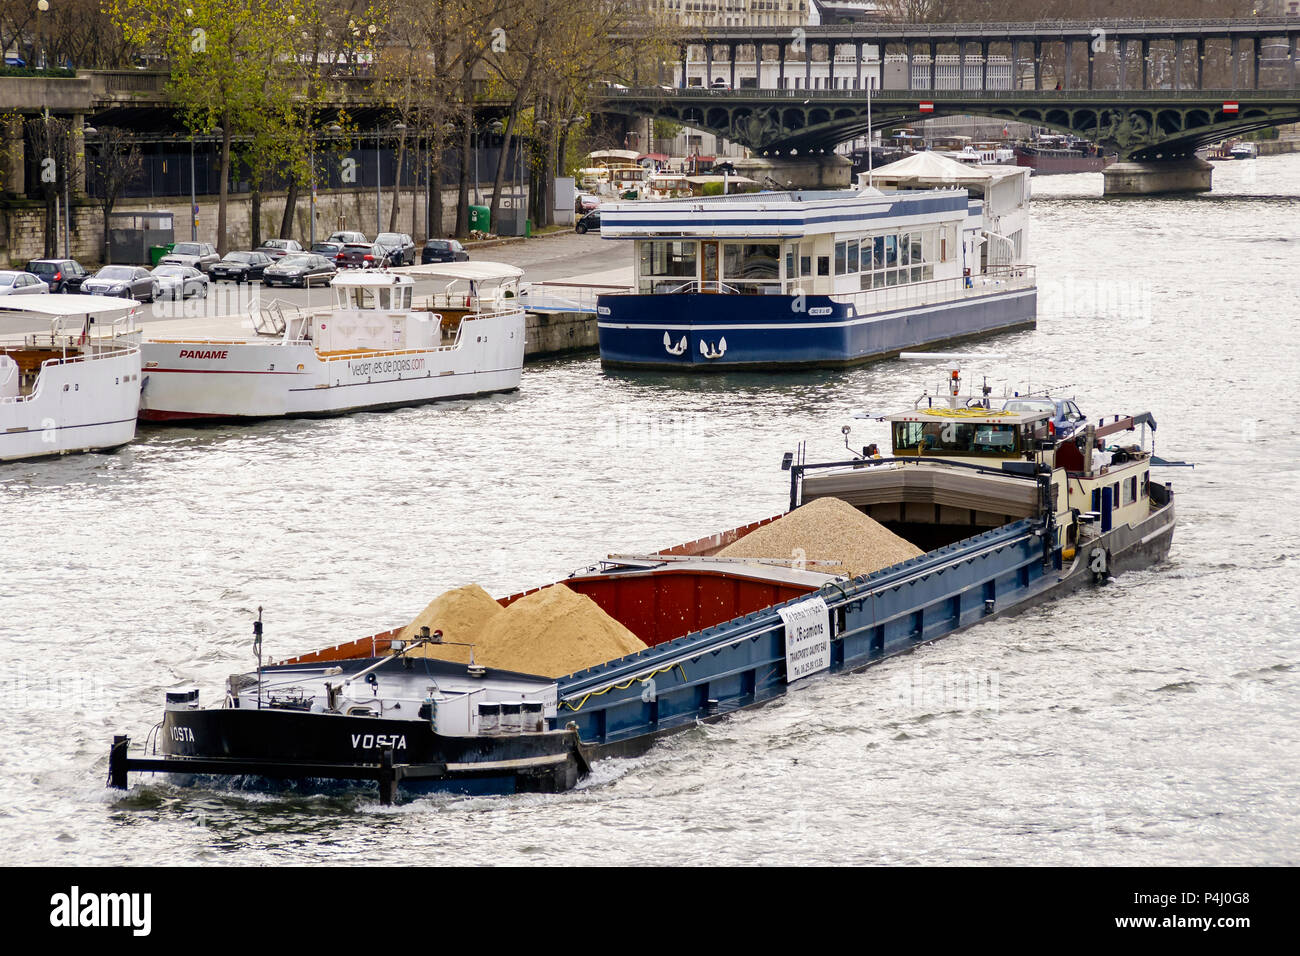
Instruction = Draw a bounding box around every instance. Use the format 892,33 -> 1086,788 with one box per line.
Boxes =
0,294 -> 142,462
137,263 -> 526,422
1229,141 -> 1259,160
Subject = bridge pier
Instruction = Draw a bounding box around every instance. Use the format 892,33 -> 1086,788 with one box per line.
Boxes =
732,154 -> 852,190
1102,156 -> 1213,196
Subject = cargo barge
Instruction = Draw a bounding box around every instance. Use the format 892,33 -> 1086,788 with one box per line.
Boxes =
110,380 -> 1175,801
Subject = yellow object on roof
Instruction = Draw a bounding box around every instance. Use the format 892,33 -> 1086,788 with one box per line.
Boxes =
920,407 -> 1016,418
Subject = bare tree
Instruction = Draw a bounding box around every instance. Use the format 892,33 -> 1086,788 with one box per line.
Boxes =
85,126 -> 143,262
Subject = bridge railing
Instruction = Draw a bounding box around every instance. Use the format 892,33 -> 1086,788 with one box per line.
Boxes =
606,87 -> 1297,102
676,16 -> 1300,40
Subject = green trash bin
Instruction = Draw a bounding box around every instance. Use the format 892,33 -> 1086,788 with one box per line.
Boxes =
468,205 -> 490,232
149,243 -> 175,266
524,219 -> 532,238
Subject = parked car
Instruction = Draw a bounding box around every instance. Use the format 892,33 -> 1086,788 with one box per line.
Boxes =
574,210 -> 601,234
327,231 -> 369,245
335,242 -> 392,269
24,258 -> 89,294
151,264 -> 209,299
420,239 -> 469,264
158,241 -> 220,274
0,271 -> 50,296
311,241 -> 346,260
82,265 -> 159,301
209,251 -> 273,283
262,254 -> 337,288
254,238 -> 304,261
1001,397 -> 1087,440
374,232 -> 416,266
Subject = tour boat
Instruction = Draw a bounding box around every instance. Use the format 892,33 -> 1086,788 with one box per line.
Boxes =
137,263 -> 526,421
0,295 -> 142,462
111,370 -> 1176,801
595,151 -> 1036,371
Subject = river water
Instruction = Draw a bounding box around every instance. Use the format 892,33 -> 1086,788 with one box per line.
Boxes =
1,156 -> 1297,866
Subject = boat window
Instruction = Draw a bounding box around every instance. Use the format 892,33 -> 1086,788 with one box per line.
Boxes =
722,243 -> 779,281
785,246 -> 795,281
900,233 -> 910,266
817,256 -> 830,277
639,240 -> 698,293
834,241 -> 847,275
892,420 -> 1021,457
847,239 -> 860,273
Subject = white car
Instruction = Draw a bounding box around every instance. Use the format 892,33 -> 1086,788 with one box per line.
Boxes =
0,271 -> 50,295
151,264 -> 209,299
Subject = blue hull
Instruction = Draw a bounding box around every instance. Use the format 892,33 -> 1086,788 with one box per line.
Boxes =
597,289 -> 1038,370
557,490 -> 1175,758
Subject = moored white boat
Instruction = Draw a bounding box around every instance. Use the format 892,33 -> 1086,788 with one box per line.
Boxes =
0,295 -> 142,462
138,263 -> 526,422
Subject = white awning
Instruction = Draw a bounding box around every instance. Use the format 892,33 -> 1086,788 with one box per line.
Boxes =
394,262 -> 525,283
0,293 -> 142,318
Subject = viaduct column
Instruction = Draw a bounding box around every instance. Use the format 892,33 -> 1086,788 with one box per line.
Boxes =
730,43 -> 737,90
1141,38 -> 1150,90
1033,41 -> 1041,91
856,41 -> 863,91
928,42 -> 936,88
778,42 -> 786,89
1196,37 -> 1204,89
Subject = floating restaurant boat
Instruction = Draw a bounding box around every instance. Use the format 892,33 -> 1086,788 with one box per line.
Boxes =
137,263 -> 525,422
595,151 -> 1036,371
1014,137 -> 1115,175
110,370 -> 1176,801
0,295 -> 142,462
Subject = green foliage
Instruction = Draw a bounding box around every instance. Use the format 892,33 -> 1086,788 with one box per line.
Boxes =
700,181 -> 723,196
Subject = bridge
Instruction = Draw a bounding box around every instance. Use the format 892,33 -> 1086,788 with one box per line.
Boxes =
614,16 -> 1300,192
604,87 -> 1300,161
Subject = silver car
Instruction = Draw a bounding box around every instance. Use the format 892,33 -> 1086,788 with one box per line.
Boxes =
159,241 -> 220,274
0,271 -> 50,295
151,264 -> 210,299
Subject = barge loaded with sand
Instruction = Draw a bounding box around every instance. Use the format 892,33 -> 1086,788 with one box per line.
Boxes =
110,376 -> 1176,800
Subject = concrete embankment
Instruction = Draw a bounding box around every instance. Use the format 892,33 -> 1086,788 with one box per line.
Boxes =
524,311 -> 598,360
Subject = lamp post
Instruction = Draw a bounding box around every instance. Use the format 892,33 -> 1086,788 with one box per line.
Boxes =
311,123 -> 342,247
70,123 -> 94,258
375,122 -> 406,236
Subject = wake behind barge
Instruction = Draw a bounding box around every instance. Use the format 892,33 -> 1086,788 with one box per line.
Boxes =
111,389 -> 1175,802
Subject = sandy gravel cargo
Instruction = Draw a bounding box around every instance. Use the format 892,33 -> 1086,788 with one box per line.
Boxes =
401,582 -> 646,677
716,496 -> 923,578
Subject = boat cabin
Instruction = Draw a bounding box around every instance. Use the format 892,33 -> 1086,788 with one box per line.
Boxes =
0,294 -> 140,397
887,406 -> 1051,462
602,186 -> 980,298
304,264 -> 524,354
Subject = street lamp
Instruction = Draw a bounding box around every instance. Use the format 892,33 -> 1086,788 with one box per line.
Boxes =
311,123 -> 342,247
72,124 -> 95,258
376,122 -> 406,235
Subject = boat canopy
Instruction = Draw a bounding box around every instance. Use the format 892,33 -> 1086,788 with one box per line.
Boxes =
0,293 -> 142,319
395,262 -> 524,284
868,151 -> 1027,189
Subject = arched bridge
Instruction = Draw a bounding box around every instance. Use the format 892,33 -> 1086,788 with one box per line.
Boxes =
601,87 -> 1300,161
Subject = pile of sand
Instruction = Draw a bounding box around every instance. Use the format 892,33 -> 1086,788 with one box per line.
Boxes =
399,583 -> 504,665
400,582 -> 646,678
715,495 -> 923,579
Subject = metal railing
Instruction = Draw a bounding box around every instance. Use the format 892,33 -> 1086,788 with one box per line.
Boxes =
520,282 -> 631,314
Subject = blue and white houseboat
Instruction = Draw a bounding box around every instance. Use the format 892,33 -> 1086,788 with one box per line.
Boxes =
110,373 -> 1174,801
595,153 -> 1036,370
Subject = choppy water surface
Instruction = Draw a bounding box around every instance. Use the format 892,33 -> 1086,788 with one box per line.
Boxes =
2,156 -> 1298,866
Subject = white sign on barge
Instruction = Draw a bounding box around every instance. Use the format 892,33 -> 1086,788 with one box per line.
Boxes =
138,263 -> 526,421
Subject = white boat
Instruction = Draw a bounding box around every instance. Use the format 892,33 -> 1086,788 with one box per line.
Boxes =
0,295 -> 142,462
138,263 -> 526,422
1229,141 -> 1258,160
